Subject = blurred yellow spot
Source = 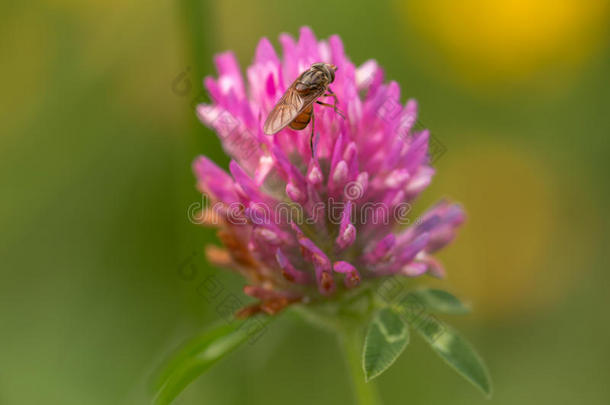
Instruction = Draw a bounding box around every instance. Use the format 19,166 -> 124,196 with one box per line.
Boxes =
402,0 -> 610,87
428,143 -> 561,319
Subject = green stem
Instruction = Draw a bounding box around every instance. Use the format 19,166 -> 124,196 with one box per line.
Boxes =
338,326 -> 382,405
178,0 -> 212,88
291,295 -> 381,404
177,0 -> 221,154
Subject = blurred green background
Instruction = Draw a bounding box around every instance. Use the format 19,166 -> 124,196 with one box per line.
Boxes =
2,0 -> 610,404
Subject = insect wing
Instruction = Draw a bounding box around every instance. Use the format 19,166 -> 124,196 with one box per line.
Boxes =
263,86 -> 325,135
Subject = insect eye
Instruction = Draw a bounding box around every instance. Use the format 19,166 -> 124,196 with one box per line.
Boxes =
324,64 -> 337,82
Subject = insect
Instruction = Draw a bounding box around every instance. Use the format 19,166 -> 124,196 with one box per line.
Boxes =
263,63 -> 345,155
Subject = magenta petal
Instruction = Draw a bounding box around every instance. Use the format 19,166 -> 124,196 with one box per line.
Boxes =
398,232 -> 430,262
404,130 -> 430,173
331,160 -> 348,191
364,233 -> 396,264
405,166 -> 435,199
307,160 -> 324,186
401,262 -> 428,277
297,235 -> 335,294
333,261 -> 354,274
372,232 -> 431,275
336,201 -> 356,250
193,27 -> 465,304
229,160 -> 261,201
286,182 -> 306,204
279,33 -> 298,84
396,99 -> 418,139
351,172 -> 368,201
297,26 -> 319,62
298,236 -> 331,271
384,169 -> 410,189
333,261 -> 360,288
329,35 -> 346,68
214,52 -> 245,99
356,59 -> 384,93
424,255 -> 446,278
193,156 -> 238,203
276,249 -> 311,284
414,201 -> 466,253
253,226 -> 281,245
255,37 -> 279,65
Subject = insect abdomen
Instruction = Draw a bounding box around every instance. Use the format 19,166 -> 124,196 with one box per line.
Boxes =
289,104 -> 313,130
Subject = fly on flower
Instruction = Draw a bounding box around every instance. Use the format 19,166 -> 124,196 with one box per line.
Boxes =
263,62 -> 345,155
158,29 -> 491,404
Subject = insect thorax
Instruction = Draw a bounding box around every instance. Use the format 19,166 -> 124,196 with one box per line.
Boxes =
296,69 -> 328,92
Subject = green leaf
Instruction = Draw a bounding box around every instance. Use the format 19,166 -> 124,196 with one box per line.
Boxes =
413,317 -> 492,397
153,318 -> 269,405
362,308 -> 410,382
409,288 -> 470,315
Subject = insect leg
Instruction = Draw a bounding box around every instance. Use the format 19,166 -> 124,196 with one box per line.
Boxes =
316,101 -> 346,119
324,88 -> 339,106
310,111 -> 316,157
323,89 -> 341,112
